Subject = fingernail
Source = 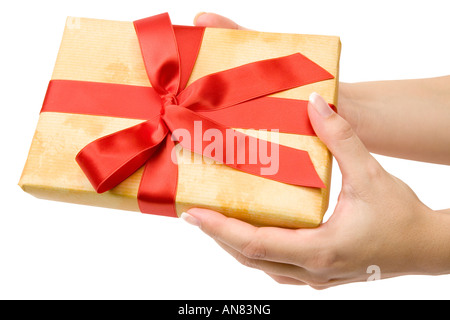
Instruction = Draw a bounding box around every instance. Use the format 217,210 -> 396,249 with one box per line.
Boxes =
180,212 -> 201,227
309,92 -> 334,118
194,12 -> 207,25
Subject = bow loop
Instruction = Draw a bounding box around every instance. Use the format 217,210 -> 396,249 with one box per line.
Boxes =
76,117 -> 169,194
134,13 -> 182,95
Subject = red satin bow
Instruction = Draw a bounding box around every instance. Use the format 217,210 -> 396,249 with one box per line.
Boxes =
61,13 -> 334,217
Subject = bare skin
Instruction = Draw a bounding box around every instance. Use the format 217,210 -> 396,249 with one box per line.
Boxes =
181,13 -> 450,289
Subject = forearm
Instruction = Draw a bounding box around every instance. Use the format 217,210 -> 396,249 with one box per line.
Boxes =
338,76 -> 450,164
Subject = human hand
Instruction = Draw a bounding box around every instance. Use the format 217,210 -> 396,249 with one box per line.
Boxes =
194,12 -> 249,30
181,91 -> 446,289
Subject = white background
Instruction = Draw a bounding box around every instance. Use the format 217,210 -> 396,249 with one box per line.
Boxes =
1,0 -> 449,300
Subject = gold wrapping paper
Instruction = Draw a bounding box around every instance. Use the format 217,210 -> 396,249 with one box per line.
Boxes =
19,17 -> 341,228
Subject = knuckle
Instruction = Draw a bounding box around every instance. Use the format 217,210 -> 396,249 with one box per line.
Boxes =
302,270 -> 334,288
304,248 -> 338,272
298,271 -> 330,288
240,228 -> 267,259
236,254 -> 259,270
365,158 -> 384,180
202,216 -> 229,241
204,223 -> 220,240
241,237 -> 266,260
333,116 -> 355,144
341,183 -> 359,198
273,277 -> 290,285
310,283 -> 331,291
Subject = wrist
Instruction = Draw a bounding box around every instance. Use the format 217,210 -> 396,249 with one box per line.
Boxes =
415,207 -> 450,276
337,82 -> 362,136
337,81 -> 386,154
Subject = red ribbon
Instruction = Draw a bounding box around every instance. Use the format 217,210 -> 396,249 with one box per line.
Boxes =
41,13 -> 334,217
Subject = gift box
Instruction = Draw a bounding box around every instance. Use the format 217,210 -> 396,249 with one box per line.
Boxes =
19,13 -> 341,228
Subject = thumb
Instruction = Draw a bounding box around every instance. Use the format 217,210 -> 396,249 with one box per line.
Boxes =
307,92 -> 381,183
194,12 -> 248,30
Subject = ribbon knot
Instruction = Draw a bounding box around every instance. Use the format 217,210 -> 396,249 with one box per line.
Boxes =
70,13 -> 334,218
160,92 -> 178,115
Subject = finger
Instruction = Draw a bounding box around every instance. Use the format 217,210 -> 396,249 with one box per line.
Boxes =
307,92 -> 383,184
193,12 -> 248,30
181,208 -> 320,266
215,240 -> 342,288
214,239 -> 308,283
265,273 -> 307,286
183,209 -> 344,288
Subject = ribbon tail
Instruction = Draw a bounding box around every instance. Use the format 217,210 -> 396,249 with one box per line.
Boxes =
76,119 -> 168,193
178,52 -> 334,112
163,105 -> 325,188
138,136 -> 179,217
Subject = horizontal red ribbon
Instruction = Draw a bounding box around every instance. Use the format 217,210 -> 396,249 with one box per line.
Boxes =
41,13 -> 334,217
43,80 -> 335,137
